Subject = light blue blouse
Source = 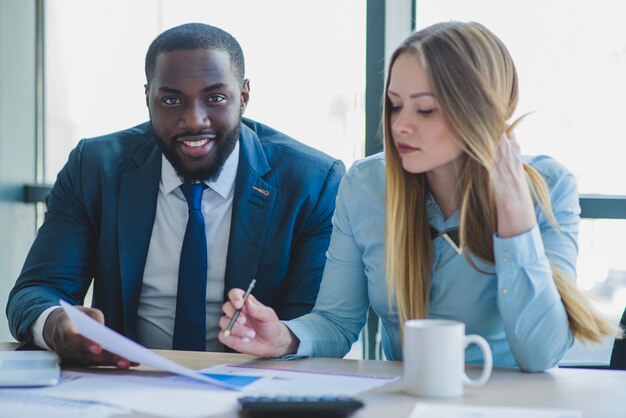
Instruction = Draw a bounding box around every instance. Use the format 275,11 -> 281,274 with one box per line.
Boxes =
286,153 -> 579,372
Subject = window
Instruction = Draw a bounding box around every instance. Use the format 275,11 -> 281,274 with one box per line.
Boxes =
44,0 -> 366,183
416,0 -> 626,364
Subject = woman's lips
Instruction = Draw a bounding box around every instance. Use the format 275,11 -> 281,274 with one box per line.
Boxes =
396,143 -> 420,155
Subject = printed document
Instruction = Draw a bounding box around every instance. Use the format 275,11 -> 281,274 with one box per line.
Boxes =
31,371 -> 240,417
60,300 -> 236,390
19,363 -> 396,417
207,364 -> 398,396
0,390 -> 129,418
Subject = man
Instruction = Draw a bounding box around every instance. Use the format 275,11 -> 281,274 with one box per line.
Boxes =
6,23 -> 345,367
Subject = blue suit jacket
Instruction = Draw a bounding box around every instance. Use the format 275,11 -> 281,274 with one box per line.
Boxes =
7,118 -> 345,345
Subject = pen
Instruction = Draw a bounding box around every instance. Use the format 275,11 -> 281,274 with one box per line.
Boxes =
224,278 -> 256,337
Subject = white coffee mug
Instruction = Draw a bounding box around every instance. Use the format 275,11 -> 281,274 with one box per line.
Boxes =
403,319 -> 493,398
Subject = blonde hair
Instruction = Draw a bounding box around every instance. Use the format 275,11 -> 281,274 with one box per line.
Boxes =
384,21 -> 617,344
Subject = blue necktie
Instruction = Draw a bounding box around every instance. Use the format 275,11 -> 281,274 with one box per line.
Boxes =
173,182 -> 208,351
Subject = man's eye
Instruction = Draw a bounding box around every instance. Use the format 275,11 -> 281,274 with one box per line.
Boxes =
207,95 -> 226,103
162,97 -> 181,105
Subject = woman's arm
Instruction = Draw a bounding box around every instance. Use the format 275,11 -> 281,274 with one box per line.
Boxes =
285,163 -> 373,358
492,136 -> 578,372
220,160 -> 376,358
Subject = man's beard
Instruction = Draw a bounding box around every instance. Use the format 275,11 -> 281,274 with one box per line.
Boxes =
152,123 -> 240,183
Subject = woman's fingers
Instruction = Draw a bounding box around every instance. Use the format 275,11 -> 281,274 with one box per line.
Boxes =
218,315 -> 255,338
227,288 -> 247,309
222,300 -> 238,318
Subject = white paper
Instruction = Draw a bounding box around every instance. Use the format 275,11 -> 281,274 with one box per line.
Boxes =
0,389 -> 129,418
60,300 -> 237,390
409,403 -> 582,418
205,364 -> 399,396
28,362 -> 395,417
28,371 -> 239,418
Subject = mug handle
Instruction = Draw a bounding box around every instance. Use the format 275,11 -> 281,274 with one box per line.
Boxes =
462,334 -> 493,387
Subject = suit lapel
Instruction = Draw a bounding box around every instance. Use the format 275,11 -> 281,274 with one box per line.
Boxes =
224,124 -> 276,295
118,140 -> 161,339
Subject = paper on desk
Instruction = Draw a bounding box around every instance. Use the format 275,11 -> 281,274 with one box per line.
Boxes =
60,300 -> 237,390
25,363 -> 394,417
409,403 -> 582,418
30,371 -> 240,418
0,389 -> 129,418
204,364 -> 399,396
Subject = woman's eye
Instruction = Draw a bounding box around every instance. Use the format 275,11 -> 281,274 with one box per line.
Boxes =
389,105 -> 402,113
162,97 -> 181,105
417,109 -> 435,116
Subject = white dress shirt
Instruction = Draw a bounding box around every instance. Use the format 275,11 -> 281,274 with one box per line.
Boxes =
31,142 -> 239,351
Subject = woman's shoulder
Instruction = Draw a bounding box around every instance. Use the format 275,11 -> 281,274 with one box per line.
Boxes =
339,152 -> 386,202
523,155 -> 579,213
344,152 -> 385,184
523,154 -> 575,185
349,152 -> 385,172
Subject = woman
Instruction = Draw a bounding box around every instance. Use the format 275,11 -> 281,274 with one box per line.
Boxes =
218,21 -> 614,372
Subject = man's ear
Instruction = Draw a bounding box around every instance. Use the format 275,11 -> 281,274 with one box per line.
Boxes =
240,79 -> 250,114
144,83 -> 149,107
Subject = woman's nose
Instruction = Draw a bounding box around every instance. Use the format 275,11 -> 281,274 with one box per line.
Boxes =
392,108 -> 414,136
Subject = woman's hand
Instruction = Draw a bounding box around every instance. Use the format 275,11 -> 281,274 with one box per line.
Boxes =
491,130 -> 537,238
218,289 -> 299,357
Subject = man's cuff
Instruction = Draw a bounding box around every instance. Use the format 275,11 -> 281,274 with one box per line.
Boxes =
30,306 -> 61,351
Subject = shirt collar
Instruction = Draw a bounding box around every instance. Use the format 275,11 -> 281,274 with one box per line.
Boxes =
161,141 -> 240,199
425,191 -> 460,230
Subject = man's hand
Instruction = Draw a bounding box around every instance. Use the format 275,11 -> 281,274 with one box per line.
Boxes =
43,306 -> 137,368
219,289 -> 299,357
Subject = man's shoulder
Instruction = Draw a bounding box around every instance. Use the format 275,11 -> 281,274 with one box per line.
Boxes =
80,122 -> 153,154
242,118 -> 339,168
67,122 -> 157,174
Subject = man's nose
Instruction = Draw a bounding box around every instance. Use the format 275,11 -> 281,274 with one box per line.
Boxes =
180,102 -> 209,130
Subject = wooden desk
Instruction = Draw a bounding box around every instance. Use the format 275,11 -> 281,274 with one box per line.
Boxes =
2,343 -> 624,417
155,350 -> 625,418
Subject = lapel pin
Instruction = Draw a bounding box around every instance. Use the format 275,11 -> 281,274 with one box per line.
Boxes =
252,186 -> 270,196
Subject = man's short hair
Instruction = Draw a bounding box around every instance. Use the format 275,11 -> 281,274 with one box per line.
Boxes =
145,22 -> 245,85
